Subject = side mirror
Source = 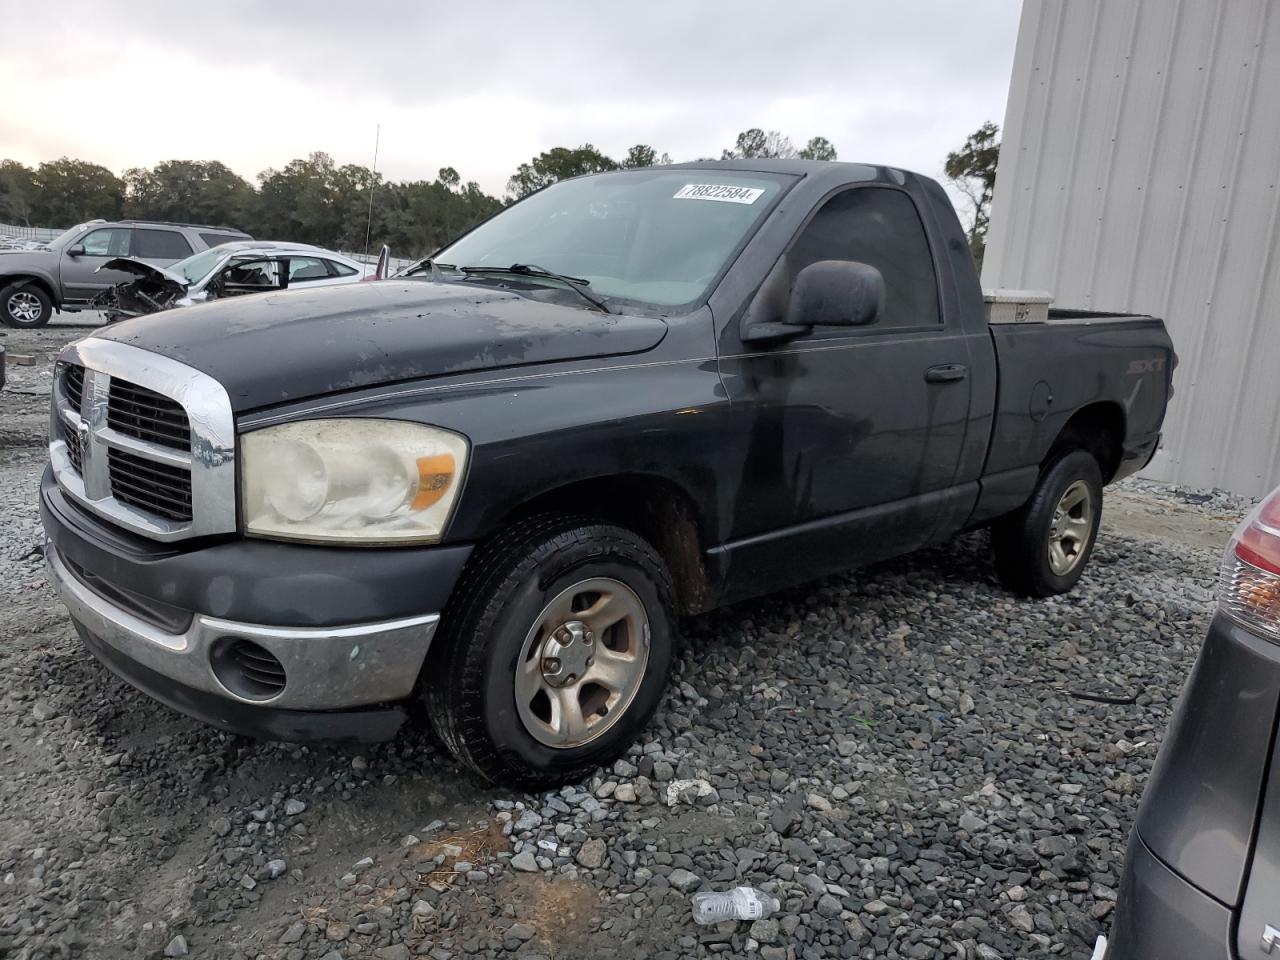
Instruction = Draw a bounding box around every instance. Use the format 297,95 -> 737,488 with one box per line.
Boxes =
67,244 -> 85,257
785,260 -> 884,328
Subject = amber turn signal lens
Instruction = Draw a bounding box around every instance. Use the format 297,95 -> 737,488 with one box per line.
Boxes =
411,454 -> 455,511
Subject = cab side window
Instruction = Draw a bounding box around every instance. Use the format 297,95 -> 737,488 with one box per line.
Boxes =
788,188 -> 940,328
132,228 -> 193,260
288,257 -> 330,282
79,228 -> 133,257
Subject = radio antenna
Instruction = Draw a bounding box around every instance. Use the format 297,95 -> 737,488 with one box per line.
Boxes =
362,123 -> 381,260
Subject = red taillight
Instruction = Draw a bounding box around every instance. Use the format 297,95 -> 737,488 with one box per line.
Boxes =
1221,488 -> 1280,638
1234,491 -> 1280,575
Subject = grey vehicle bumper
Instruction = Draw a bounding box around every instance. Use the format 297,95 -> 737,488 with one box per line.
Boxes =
46,540 -> 440,740
1105,830 -> 1234,959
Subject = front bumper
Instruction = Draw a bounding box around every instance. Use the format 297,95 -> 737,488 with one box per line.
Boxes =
41,466 -> 472,741
47,540 -> 438,740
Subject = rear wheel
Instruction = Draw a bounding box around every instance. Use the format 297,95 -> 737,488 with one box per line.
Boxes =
1,282 -> 52,328
992,449 -> 1103,596
424,514 -> 675,786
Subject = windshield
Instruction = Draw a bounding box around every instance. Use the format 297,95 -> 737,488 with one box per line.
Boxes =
434,169 -> 789,308
169,246 -> 231,284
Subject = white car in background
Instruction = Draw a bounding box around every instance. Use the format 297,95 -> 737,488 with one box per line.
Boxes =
93,241 -> 373,321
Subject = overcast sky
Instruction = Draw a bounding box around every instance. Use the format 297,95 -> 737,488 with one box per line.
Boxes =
0,0 -> 1022,200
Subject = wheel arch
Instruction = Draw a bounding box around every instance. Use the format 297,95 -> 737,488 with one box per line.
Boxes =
1046,401 -> 1126,483
1,273 -> 60,310
487,473 -> 713,616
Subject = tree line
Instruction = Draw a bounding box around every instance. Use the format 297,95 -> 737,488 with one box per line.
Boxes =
0,123 -> 1001,265
0,154 -> 502,260
0,128 -> 837,260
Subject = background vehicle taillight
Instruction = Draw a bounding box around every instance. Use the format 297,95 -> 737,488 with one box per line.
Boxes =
1220,487 -> 1280,639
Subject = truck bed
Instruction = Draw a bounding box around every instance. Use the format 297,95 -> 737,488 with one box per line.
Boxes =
982,312 -> 1172,481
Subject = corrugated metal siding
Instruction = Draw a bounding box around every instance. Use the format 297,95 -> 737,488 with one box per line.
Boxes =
984,0 -> 1280,496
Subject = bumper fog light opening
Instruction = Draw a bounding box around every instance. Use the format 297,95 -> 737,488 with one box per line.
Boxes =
210,636 -> 287,701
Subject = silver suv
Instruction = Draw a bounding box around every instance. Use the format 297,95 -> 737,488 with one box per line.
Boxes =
0,220 -> 252,328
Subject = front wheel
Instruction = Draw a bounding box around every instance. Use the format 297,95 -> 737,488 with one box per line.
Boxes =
1,282 -> 53,328
992,449 -> 1104,597
424,515 -> 675,786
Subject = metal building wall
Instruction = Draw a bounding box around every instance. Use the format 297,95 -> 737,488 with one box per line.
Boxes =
983,0 -> 1280,496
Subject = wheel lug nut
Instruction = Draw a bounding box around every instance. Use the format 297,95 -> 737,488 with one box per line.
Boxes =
586,657 -> 594,666
584,633 -> 594,645
565,674 -> 577,684
543,657 -> 561,672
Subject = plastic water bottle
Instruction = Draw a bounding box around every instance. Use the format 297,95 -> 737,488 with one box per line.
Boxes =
691,886 -> 781,924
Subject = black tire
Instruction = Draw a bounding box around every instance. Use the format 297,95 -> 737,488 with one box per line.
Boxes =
424,514 -> 676,786
992,449 -> 1104,597
1,282 -> 53,328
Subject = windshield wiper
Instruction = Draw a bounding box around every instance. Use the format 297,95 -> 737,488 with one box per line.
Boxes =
460,263 -> 612,314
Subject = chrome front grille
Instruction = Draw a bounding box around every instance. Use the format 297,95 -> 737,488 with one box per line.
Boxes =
63,364 -> 85,406
107,448 -> 193,522
107,380 -> 191,450
49,339 -> 236,542
63,418 -> 86,475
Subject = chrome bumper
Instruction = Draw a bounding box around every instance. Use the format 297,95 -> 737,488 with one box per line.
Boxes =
46,541 -> 438,711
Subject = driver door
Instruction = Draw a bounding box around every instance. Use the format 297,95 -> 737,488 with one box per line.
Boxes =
716,185 -> 975,599
60,226 -> 134,302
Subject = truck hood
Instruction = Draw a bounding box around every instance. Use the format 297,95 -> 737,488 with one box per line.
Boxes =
98,256 -> 190,289
0,248 -> 56,265
93,279 -> 669,412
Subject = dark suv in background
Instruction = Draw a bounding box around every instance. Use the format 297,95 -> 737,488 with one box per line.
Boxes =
0,219 -> 252,327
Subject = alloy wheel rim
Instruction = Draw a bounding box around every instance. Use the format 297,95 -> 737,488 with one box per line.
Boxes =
8,291 -> 40,323
1047,479 -> 1094,575
514,577 -> 650,749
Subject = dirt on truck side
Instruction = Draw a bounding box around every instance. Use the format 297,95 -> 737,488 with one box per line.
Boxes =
0,323 -> 1241,960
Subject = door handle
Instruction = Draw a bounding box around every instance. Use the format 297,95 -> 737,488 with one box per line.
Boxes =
925,363 -> 968,383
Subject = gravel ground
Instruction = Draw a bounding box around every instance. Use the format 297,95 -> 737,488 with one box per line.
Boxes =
0,322 -> 1244,960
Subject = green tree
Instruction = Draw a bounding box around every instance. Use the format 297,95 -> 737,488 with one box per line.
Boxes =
6,152 -> 503,257
123,160 -> 255,228
255,152 -> 346,245
944,121 -> 1000,267
388,170 -> 502,258
621,144 -> 671,168
0,160 -> 37,225
506,144 -> 618,199
799,136 -> 838,161
721,129 -> 797,160
29,158 -> 124,225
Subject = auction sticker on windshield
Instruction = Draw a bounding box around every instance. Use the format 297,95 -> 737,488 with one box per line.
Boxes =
673,184 -> 765,204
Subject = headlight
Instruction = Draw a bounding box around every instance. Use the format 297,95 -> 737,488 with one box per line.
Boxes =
241,419 -> 468,544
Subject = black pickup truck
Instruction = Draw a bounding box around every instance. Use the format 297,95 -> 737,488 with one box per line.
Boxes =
41,160 -> 1173,784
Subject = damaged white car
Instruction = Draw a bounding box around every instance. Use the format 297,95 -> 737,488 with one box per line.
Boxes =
92,241 -> 374,321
